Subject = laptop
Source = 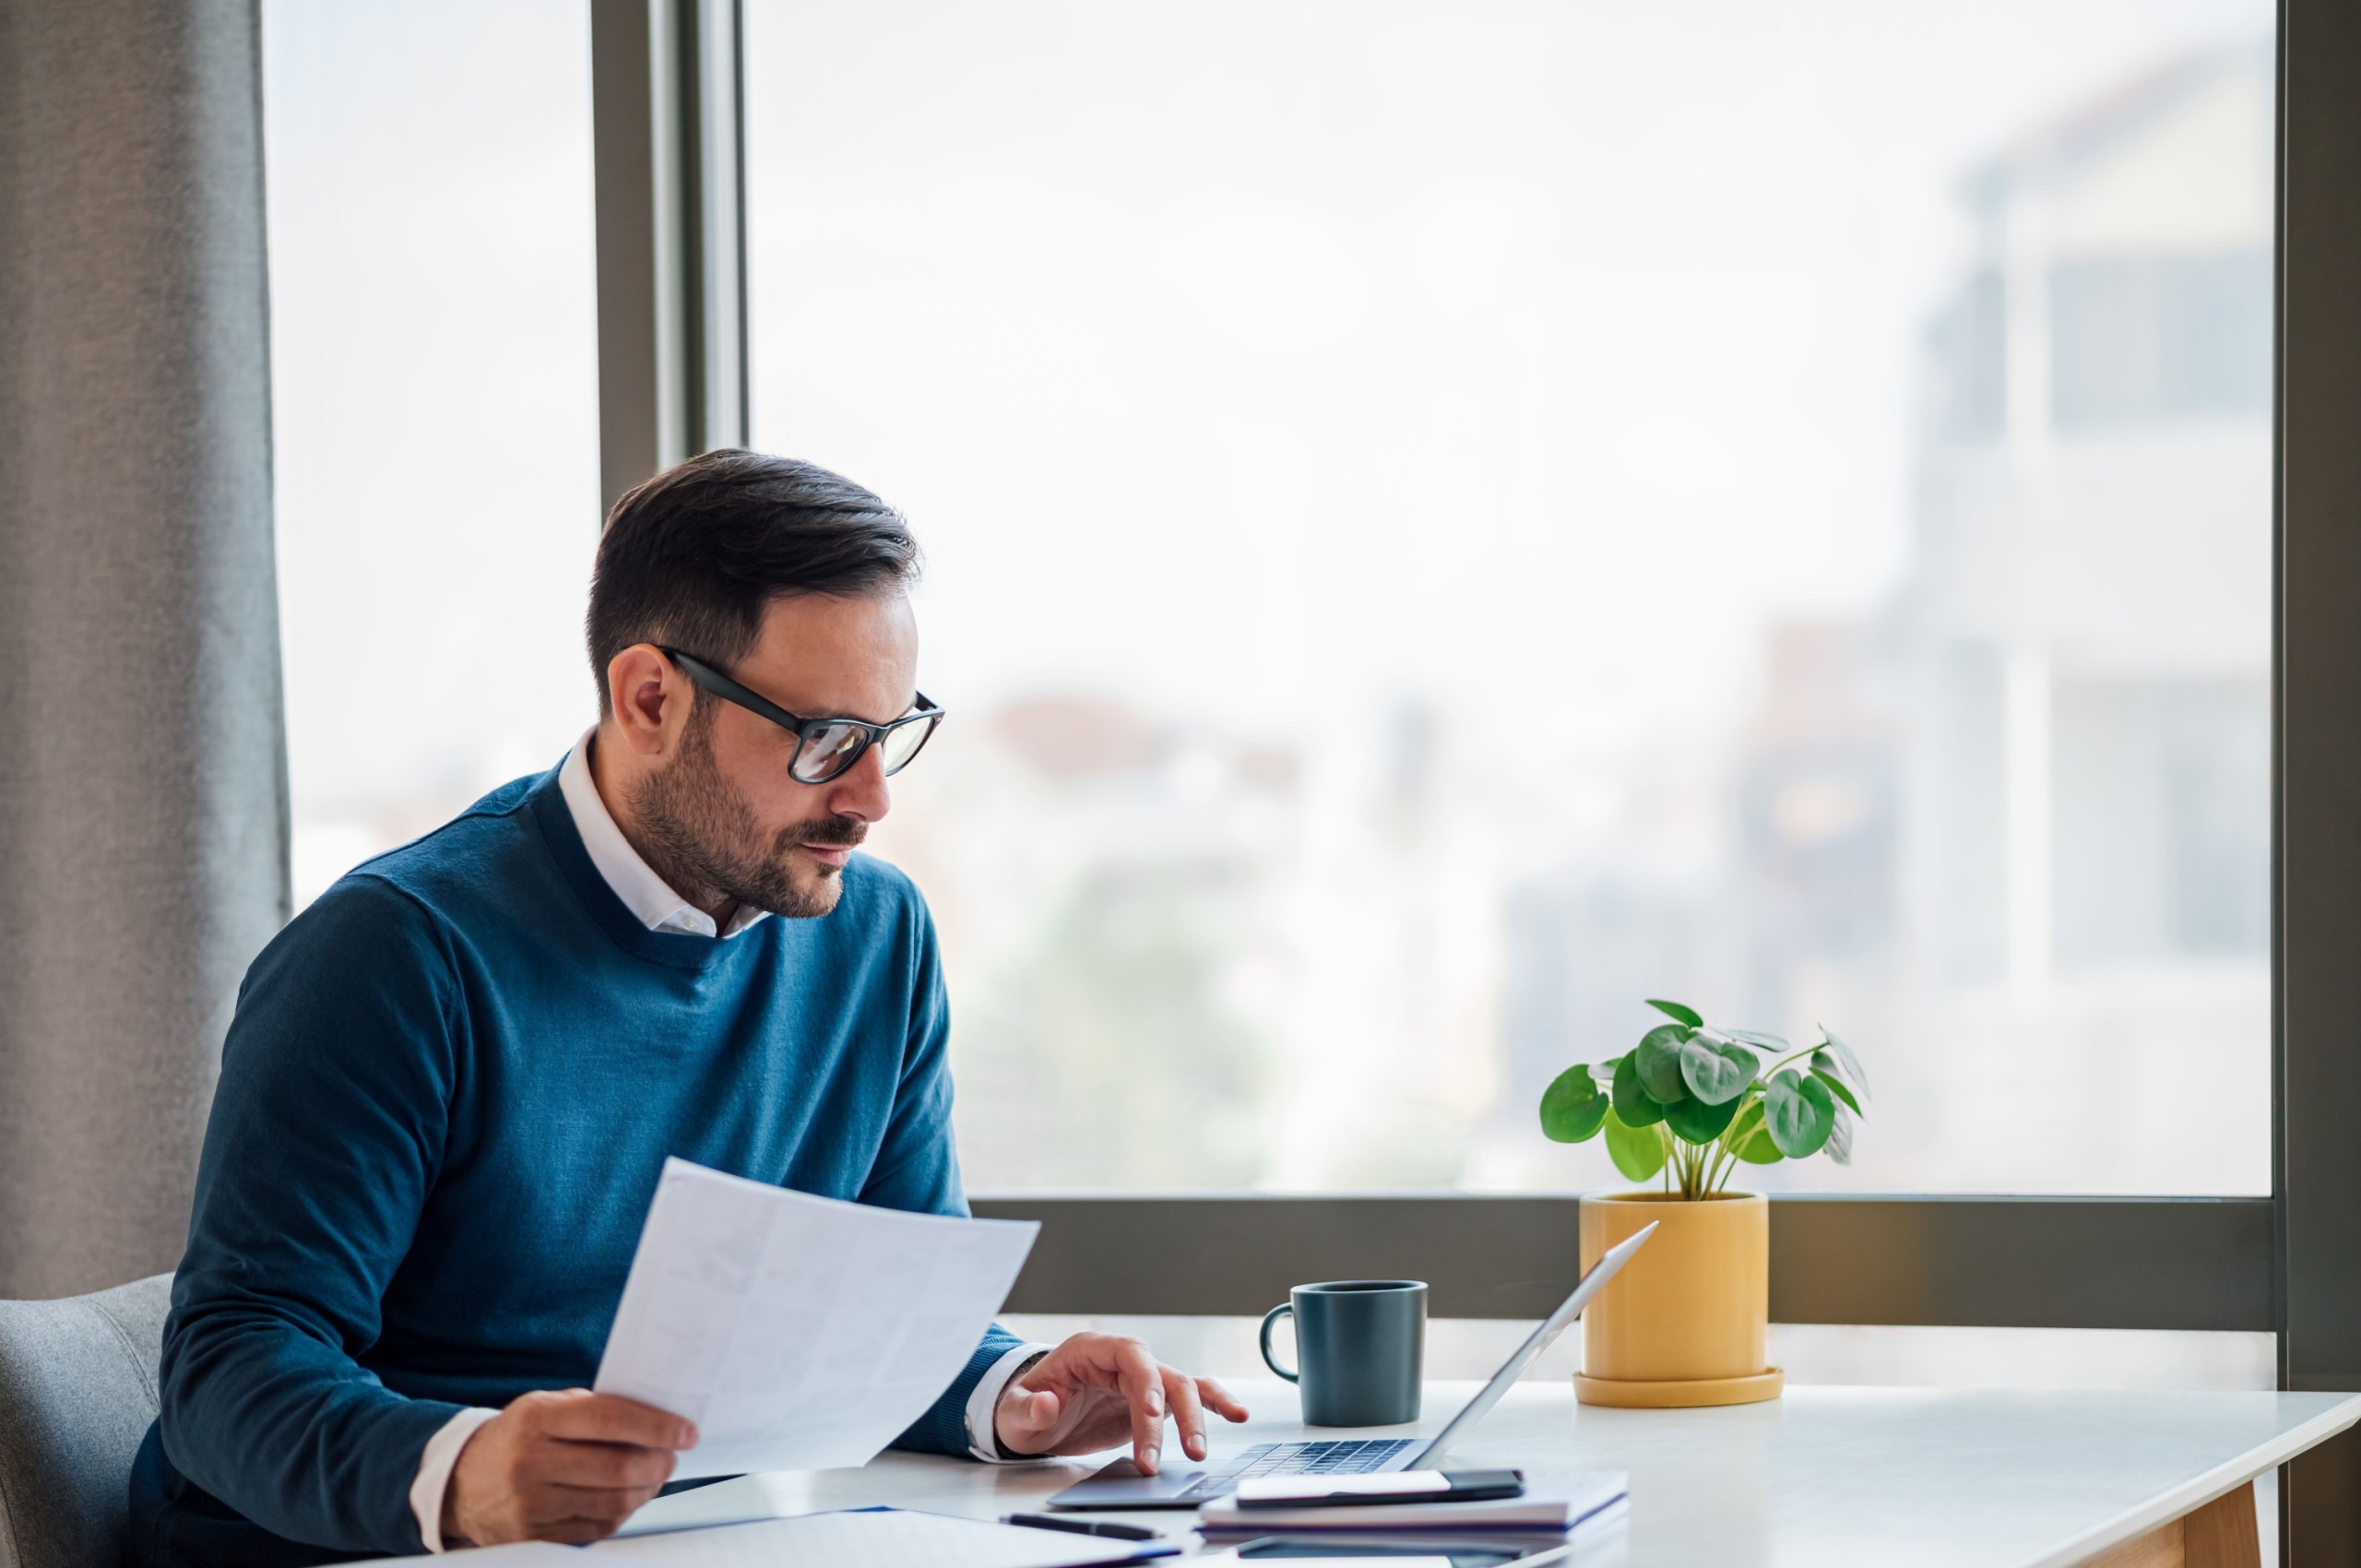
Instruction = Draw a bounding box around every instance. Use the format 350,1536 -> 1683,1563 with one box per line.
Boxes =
1045,1220 -> 1657,1509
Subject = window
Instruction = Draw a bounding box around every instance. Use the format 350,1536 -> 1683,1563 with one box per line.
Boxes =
743,0 -> 2274,1195
264,0 -> 601,907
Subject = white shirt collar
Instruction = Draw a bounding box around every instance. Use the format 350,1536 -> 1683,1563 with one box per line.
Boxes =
557,727 -> 770,939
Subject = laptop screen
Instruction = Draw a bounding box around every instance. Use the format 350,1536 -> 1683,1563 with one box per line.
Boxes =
1408,1221 -> 1657,1467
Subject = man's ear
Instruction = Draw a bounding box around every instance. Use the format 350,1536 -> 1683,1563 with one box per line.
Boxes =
605,644 -> 690,757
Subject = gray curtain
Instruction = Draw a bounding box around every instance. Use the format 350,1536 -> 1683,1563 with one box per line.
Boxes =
0,0 -> 289,1299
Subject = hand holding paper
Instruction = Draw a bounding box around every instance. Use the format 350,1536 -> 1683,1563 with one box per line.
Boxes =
593,1158 -> 1038,1479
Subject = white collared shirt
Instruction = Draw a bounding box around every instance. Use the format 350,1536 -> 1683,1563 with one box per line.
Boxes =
406,734 -> 1046,1550
557,728 -> 771,938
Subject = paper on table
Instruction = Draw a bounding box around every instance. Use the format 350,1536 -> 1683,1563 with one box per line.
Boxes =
590,1510 -> 1174,1567
594,1158 -> 1038,1479
351,1545 -> 595,1566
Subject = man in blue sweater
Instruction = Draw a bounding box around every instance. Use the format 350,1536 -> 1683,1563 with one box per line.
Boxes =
126,451 -> 1247,1565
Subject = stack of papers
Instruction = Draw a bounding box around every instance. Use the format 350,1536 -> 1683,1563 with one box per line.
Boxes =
593,1158 -> 1038,1479
1194,1471 -> 1627,1536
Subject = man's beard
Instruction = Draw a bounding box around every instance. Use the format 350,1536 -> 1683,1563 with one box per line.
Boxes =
628,707 -> 866,920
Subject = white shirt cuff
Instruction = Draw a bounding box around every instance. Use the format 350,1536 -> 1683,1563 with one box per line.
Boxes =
966,1342 -> 1055,1462
410,1406 -> 501,1553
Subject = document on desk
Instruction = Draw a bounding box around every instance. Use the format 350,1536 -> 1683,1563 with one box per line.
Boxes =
594,1158 -> 1038,1479
591,1509 -> 1175,1567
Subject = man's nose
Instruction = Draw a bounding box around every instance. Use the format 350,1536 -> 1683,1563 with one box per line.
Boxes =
828,743 -> 892,821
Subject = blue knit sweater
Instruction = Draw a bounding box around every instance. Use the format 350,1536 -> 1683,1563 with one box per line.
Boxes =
125,766 -> 1018,1566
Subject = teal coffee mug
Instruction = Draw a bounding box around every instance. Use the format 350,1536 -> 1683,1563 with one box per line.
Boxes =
1260,1279 -> 1426,1427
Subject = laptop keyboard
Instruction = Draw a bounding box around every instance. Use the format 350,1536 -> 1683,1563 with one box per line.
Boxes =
1176,1437 -> 1420,1499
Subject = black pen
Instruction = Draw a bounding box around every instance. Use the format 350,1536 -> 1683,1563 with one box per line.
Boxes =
1003,1512 -> 1161,1541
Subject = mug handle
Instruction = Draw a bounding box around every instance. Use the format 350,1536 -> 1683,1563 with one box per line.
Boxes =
1259,1303 -> 1299,1383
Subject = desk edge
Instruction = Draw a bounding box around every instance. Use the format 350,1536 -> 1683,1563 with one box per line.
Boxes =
2020,1394 -> 2361,1568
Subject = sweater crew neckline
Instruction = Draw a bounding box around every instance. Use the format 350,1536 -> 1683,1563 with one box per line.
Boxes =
528,770 -> 753,971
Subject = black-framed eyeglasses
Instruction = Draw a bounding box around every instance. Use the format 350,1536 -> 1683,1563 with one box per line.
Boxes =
658,647 -> 944,785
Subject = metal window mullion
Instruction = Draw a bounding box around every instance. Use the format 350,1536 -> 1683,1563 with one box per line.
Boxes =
695,0 -> 748,452
592,0 -> 748,516
2275,0 -> 2361,1556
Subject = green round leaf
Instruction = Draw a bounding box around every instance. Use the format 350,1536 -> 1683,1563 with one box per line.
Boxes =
1645,999 -> 1704,1028
1819,1027 -> 1872,1099
1662,1089 -> 1739,1144
1735,1125 -> 1785,1163
1611,1053 -> 1667,1127
1824,1104 -> 1856,1165
1765,1068 -> 1835,1158
1809,1060 -> 1863,1116
1728,1028 -> 1790,1051
1539,1066 -> 1609,1143
1602,1107 -> 1668,1182
1679,1036 -> 1760,1105
1633,1025 -> 1691,1102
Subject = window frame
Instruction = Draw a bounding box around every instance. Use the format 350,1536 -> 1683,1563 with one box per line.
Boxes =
590,0 -> 745,512
587,1 -> 2361,1554
2273,0 -> 2361,1551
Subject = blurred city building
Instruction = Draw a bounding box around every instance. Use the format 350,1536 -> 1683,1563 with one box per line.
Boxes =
1892,44 -> 2272,1190
1499,45 -> 2272,1193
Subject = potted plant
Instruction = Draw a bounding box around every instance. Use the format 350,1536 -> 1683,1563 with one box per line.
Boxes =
1538,999 -> 1869,1408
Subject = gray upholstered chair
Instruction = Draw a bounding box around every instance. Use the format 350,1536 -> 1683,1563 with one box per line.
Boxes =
0,1275 -> 173,1568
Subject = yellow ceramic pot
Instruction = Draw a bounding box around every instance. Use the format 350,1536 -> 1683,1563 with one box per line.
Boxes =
1575,1190 -> 1784,1408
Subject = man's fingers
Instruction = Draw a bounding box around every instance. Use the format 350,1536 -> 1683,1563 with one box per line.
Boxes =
1113,1341 -> 1166,1473
1017,1387 -> 1062,1434
526,1509 -> 649,1546
995,1386 -> 1062,1455
449,1395 -> 690,1550
523,1484 -> 664,1529
528,1390 -> 697,1451
1164,1365 -> 1208,1461
1005,1336 -> 1252,1467
1197,1375 -> 1252,1422
524,1433 -> 679,1491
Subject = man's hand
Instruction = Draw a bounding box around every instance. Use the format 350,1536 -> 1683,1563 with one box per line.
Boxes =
442,1388 -> 697,1548
992,1334 -> 1249,1473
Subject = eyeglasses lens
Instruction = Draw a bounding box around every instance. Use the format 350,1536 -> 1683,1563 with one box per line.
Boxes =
878,714 -> 938,776
792,722 -> 869,783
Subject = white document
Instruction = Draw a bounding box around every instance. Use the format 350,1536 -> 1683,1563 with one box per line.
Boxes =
594,1158 -> 1038,1479
589,1510 -> 1171,1568
352,1545 -> 595,1566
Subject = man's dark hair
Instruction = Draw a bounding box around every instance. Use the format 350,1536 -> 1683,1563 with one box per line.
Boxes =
587,449 -> 919,710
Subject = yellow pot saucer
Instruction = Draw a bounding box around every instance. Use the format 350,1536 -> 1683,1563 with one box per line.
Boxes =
1573,1367 -> 1786,1408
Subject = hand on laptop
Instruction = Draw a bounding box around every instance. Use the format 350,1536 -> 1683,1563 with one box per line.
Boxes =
442,1388 -> 697,1548
993,1333 -> 1250,1474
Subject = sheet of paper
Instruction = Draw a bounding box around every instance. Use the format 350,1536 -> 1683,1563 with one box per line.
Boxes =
587,1509 -> 1173,1568
353,1545 -> 593,1566
594,1158 -> 1038,1479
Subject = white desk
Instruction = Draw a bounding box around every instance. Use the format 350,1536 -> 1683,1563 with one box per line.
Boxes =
598,1377 -> 2361,1568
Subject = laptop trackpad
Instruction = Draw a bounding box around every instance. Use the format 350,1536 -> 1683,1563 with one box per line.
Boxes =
1045,1457 -> 1211,1510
